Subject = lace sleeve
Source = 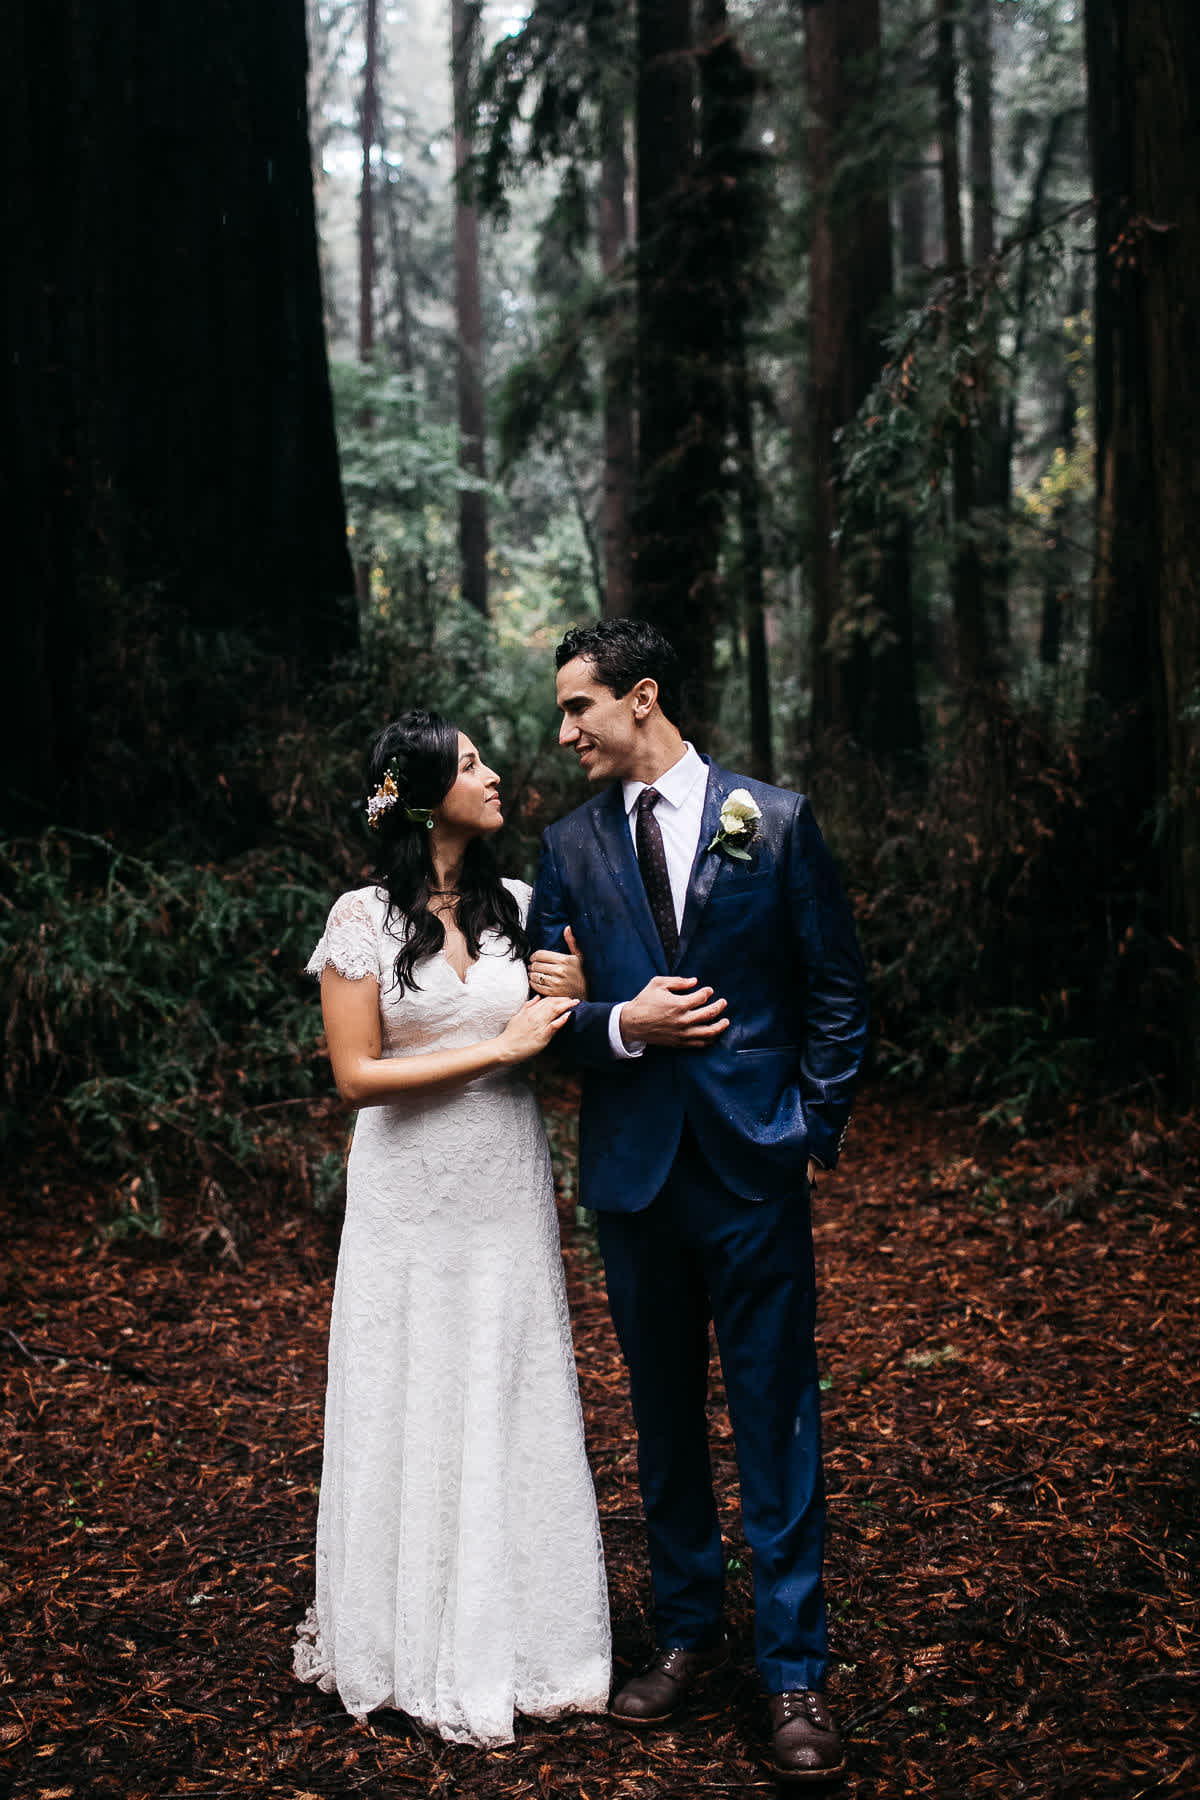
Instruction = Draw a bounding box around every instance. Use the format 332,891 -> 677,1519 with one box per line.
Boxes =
502,877 -> 533,927
306,890 -> 381,983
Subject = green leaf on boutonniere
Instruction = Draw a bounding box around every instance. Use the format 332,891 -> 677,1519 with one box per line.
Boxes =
708,787 -> 763,861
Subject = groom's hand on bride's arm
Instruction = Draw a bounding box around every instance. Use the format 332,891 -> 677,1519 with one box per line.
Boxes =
620,976 -> 729,1049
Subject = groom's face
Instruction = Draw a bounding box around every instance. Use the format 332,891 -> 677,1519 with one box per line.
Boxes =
556,656 -> 640,783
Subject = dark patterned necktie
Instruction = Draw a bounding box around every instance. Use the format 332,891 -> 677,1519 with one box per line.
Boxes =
635,787 -> 679,963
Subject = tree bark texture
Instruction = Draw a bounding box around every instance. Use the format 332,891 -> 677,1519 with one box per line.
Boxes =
2,0 -> 354,831
598,89 -> 635,619
452,0 -> 489,616
1038,283 -> 1083,677
731,320 -> 773,783
896,50 -> 932,282
805,0 -> 922,764
359,0 -> 379,362
899,162 -> 927,275
1085,1 -> 1154,739
355,0 -> 380,621
1004,113 -> 1070,487
936,0 -> 990,692
1085,0 -> 1200,1091
698,0 -> 772,765
1127,0 -> 1200,1086
633,0 -> 721,736
967,0 -> 1010,649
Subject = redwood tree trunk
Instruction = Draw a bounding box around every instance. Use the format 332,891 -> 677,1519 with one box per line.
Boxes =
452,0 -> 488,616
355,0 -> 379,619
805,0 -> 848,744
899,162 -> 926,274
936,0 -> 990,692
1127,0 -> 1200,1090
897,53 -> 929,278
1084,0 -> 1155,844
968,0 -> 1010,649
1084,0 -> 1200,1093
697,0 -> 771,765
1038,315 -> 1078,675
358,0 -> 378,363
633,0 -> 716,734
598,88 -> 635,619
2,0 -> 354,834
805,0 -> 921,763
732,319 -> 772,783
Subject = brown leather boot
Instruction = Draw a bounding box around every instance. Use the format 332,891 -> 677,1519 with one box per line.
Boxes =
609,1643 -> 729,1725
768,1690 -> 846,1783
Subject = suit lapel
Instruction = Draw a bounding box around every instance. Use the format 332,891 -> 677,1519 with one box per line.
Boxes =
673,762 -> 727,969
589,783 -> 669,972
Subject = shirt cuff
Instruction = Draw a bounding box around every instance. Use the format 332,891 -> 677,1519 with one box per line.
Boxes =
608,1004 -> 645,1060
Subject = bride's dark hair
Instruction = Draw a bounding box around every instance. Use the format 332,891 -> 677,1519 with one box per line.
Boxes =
367,710 -> 527,995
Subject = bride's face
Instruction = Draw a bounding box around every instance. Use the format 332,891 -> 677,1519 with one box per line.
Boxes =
436,734 -> 504,836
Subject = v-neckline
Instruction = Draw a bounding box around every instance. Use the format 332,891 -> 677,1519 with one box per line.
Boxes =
440,949 -> 478,987
440,927 -> 496,987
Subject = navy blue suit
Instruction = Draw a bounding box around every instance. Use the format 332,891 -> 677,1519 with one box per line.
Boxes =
528,758 -> 868,1692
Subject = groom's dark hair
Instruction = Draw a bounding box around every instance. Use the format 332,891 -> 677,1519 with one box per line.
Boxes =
556,619 -> 682,724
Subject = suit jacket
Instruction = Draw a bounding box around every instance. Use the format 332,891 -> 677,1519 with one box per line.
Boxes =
527,757 -> 869,1213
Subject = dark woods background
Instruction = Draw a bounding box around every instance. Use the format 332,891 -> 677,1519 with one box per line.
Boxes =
2,0 -> 1198,1222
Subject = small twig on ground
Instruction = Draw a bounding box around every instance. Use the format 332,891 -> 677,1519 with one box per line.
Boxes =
4,1327 -> 50,1363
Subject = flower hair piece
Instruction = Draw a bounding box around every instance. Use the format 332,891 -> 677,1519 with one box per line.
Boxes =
366,770 -> 399,828
365,762 -> 436,831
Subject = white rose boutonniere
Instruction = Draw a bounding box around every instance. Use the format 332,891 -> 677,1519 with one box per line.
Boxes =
707,788 -> 763,862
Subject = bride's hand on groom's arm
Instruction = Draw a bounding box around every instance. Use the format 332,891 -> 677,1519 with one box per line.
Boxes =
497,996 -> 579,1063
529,925 -> 588,1001
620,976 -> 729,1049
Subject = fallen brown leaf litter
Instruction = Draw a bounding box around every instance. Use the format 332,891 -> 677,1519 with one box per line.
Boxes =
2,1084 -> 1197,1798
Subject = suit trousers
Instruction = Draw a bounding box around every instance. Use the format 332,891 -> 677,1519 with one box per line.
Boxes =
595,1126 -> 829,1695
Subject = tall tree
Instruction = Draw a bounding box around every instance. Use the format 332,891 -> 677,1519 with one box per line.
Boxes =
354,0 -> 380,620
632,0 -> 726,735
936,0 -> 991,692
2,0 -> 354,835
597,85 -> 635,619
472,0 -> 637,619
1084,0 -> 1152,763
452,0 -> 489,615
804,0 -> 922,764
967,0 -> 1010,650
700,0 -> 772,777
358,0 -> 379,364
1085,0 -> 1200,1090
1038,267 -> 1086,678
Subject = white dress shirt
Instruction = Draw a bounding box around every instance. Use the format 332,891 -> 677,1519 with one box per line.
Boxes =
608,743 -> 709,1059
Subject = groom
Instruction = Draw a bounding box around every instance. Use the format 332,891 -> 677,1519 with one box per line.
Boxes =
527,619 -> 869,1784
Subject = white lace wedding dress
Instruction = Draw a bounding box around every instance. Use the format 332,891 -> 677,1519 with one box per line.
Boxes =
293,881 -> 611,1745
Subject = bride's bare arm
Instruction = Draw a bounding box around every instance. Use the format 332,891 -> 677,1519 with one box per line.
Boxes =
320,969 -> 577,1106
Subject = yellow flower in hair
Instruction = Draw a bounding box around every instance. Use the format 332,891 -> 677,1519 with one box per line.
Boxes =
366,770 -> 400,828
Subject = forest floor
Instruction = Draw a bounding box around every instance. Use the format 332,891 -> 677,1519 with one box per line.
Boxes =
2,1083 -> 1197,1800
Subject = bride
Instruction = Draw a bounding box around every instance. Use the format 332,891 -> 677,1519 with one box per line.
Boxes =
294,709 -> 611,1745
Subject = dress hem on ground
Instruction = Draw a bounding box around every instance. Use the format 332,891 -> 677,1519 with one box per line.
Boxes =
292,1604 -> 612,1746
